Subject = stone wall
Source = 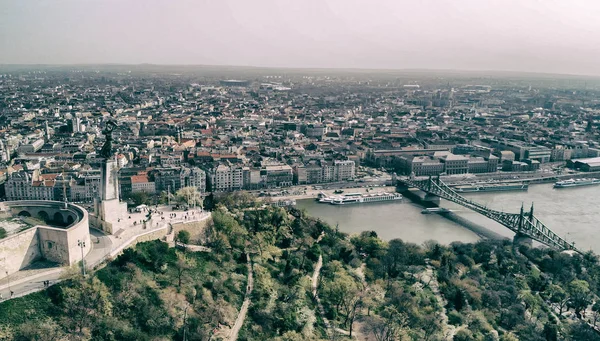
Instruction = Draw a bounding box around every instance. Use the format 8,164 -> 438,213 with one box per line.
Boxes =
172,218 -> 212,243
131,228 -> 169,248
0,201 -> 92,279
37,228 -> 69,264
0,228 -> 41,280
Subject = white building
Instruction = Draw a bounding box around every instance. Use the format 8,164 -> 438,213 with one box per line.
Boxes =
334,160 -> 355,181
131,175 -> 156,194
209,164 -> 243,192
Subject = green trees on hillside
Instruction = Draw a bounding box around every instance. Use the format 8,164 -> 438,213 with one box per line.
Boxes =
2,193 -> 600,340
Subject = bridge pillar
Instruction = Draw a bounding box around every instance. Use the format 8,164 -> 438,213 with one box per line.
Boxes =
513,233 -> 533,248
424,194 -> 440,206
397,182 -> 409,192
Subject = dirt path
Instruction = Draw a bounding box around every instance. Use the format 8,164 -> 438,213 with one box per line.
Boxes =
420,264 -> 457,340
228,253 -> 254,341
311,254 -> 334,338
350,263 -> 368,341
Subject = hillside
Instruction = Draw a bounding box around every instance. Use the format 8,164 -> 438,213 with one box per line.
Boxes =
1,193 -> 600,341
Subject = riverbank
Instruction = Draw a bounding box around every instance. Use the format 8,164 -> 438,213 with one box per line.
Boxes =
256,185 -> 397,202
443,170 -> 600,186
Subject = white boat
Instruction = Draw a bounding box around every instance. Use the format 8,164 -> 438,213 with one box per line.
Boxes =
554,178 -> 600,188
454,183 -> 528,193
329,192 -> 402,205
421,207 -> 451,214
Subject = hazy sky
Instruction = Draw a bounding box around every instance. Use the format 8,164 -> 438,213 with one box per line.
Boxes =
1,0 -> 600,75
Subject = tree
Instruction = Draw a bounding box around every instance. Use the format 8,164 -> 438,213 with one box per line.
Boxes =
61,277 -> 113,334
127,191 -> 151,206
137,240 -> 176,271
14,319 -> 65,341
543,320 -> 559,341
568,322 -> 600,341
211,209 -> 248,251
351,231 -> 385,259
361,306 -> 407,341
520,290 -> 541,320
319,261 -> 365,336
175,186 -> 203,208
547,284 -> 569,315
567,279 -> 592,318
592,301 -> 600,327
454,329 -> 475,341
362,284 -> 385,316
346,292 -> 363,338
158,191 -> 169,204
0,227 -> 6,239
174,253 -> 196,289
418,313 -> 443,341
176,230 -> 191,245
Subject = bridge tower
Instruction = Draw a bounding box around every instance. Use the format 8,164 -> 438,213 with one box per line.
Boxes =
514,203 -> 533,247
528,203 -> 534,222
422,176 -> 441,205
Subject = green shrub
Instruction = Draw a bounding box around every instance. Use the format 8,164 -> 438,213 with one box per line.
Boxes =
448,310 -> 464,326
176,230 -> 191,244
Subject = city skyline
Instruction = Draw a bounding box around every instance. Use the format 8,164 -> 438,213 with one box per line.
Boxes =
2,0 -> 600,76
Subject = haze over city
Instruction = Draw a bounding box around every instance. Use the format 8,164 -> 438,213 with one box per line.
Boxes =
2,0 -> 600,76
5,1 -> 600,340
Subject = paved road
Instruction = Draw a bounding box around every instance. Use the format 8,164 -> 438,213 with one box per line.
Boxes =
0,228 -> 113,301
87,228 -> 114,268
0,268 -> 63,301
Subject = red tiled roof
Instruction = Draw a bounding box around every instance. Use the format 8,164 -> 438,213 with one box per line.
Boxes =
40,173 -> 60,180
131,175 -> 150,184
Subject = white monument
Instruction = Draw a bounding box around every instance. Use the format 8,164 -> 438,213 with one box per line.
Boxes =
92,120 -> 128,234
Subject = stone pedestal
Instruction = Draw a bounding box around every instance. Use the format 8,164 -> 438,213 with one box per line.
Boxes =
513,232 -> 533,248
92,159 -> 128,234
101,159 -> 119,201
95,198 -> 128,234
424,193 -> 441,206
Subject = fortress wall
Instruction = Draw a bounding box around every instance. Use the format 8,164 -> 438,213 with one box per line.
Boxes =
0,228 -> 41,280
65,213 -> 92,265
132,228 -> 169,246
37,228 -> 69,264
0,201 -> 92,276
172,218 -> 212,243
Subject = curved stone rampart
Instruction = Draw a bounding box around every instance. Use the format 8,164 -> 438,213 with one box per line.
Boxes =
0,201 -> 91,280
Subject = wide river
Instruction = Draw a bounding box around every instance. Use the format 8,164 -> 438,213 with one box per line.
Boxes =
296,183 -> 600,253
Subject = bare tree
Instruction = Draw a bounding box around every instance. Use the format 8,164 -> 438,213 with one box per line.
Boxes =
361,306 -> 407,341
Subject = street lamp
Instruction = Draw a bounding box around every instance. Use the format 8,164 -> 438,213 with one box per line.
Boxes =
5,270 -> 12,298
78,240 -> 86,276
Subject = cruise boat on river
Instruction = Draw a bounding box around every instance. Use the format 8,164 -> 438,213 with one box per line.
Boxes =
319,192 -> 402,205
554,178 -> 600,188
453,182 -> 529,193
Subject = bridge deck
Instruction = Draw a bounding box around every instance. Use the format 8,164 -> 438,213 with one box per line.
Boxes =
399,177 -> 579,252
